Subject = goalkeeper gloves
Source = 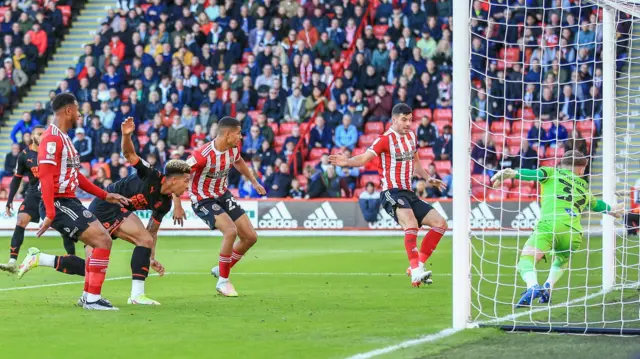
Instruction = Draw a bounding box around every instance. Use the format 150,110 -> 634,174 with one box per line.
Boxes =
490,168 -> 517,188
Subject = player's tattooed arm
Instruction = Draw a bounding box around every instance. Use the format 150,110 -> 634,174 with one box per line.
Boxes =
146,218 -> 165,276
121,117 -> 140,165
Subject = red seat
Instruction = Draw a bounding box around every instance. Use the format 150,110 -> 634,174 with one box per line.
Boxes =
506,135 -> 523,147
137,122 -> 150,135
546,146 -> 565,158
308,148 -> 329,160
273,135 -> 287,148
471,186 -> 486,200
256,98 -> 266,111
518,108 -> 536,121
433,108 -> 452,122
359,174 -> 381,188
511,120 -> 533,134
242,52 -> 251,64
268,123 -> 279,136
471,132 -> 489,144
509,145 -> 520,154
352,147 -> 366,156
540,159 -> 558,167
58,5 -> 71,26
0,7 -> 8,21
296,175 -> 308,188
373,25 -> 388,39
353,188 -> 366,198
471,174 -> 490,187
490,121 -> 508,135
280,122 -> 296,135
364,121 -> 384,134
413,108 -> 432,120
434,160 -> 451,175
560,120 -> 574,133
576,119 -> 595,136
125,64 -> 132,75
435,120 -> 451,134
247,110 -> 261,123
410,121 -> 420,133
1,176 -> 11,189
471,120 -> 487,134
303,160 -> 320,169
140,3 -> 152,12
487,189 -> 507,201
358,134 -> 378,148
121,87 -> 133,101
417,147 -> 435,160
80,162 -> 91,175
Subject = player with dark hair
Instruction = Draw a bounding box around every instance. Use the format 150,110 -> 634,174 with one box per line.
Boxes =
188,116 -> 266,297
330,103 -> 449,287
19,117 -> 191,306
16,93 -> 130,311
0,126 -> 76,273
491,150 -> 621,306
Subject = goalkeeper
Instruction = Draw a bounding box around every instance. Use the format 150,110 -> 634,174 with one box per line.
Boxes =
491,150 -> 621,307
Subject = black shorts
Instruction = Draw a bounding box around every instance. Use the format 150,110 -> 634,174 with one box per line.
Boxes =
39,197 -> 98,242
18,190 -> 41,223
88,198 -> 132,238
193,191 -> 246,230
381,189 -> 434,225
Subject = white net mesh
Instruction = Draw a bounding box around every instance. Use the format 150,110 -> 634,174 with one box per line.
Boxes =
466,0 -> 640,332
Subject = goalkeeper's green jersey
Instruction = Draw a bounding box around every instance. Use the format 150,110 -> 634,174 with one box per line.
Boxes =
515,167 -> 609,233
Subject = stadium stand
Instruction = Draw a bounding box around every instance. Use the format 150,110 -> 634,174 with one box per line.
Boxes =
0,0 -> 612,201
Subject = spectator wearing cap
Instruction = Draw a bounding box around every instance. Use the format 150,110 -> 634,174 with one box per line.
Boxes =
73,128 -> 93,163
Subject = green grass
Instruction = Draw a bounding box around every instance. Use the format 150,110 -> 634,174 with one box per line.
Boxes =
0,235 -> 638,358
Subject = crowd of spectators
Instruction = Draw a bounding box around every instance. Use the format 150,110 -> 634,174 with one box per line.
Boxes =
5,0 -> 622,202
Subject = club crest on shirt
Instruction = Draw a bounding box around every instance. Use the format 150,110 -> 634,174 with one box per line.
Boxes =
83,210 -> 93,218
46,142 -> 56,154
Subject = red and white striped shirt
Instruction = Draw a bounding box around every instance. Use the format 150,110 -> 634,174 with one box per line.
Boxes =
37,124 -> 80,197
187,142 -> 241,203
367,129 -> 417,191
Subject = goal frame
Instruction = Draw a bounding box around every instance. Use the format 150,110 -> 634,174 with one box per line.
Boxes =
450,1 -> 633,334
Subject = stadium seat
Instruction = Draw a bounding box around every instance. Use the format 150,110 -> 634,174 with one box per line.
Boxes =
59,6 -> 71,26
433,108 -> 452,122
506,135 -> 523,146
490,121 -> 508,134
540,159 -> 558,167
373,25 -> 388,39
413,108 -> 432,120
471,120 -> 487,134
509,145 -> 520,154
546,146 -> 565,158
360,174 -> 381,188
471,174 -> 490,187
125,64 -> 132,75
138,135 -> 149,147
242,52 -> 251,64
435,120 -> 451,133
303,160 -> 320,169
472,132 -> 489,144
274,135 -> 287,148
410,121 -> 420,133
299,122 -> 311,134
434,160 -> 451,175
268,123 -> 279,136
122,87 -> 133,101
308,148 -> 329,160
417,147 -> 435,160
140,3 -> 152,12
352,147 -> 366,156
280,122 -> 296,135
518,108 -> 536,121
0,7 -> 8,21
511,120 -> 533,134
486,189 -> 507,200
576,119 -> 595,136
364,122 -> 384,134
247,110 -> 261,122
353,188 -> 366,198
358,134 -> 378,148
471,186 -> 486,200
137,122 -> 151,135
560,120 -> 574,133
1,176 -> 11,189
80,162 -> 91,176
257,98 -> 266,111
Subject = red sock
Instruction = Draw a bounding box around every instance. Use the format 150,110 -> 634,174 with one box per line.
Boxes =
404,228 -> 419,269
230,250 -> 244,268
219,254 -> 231,278
87,248 -> 110,295
419,227 -> 446,263
83,255 -> 90,292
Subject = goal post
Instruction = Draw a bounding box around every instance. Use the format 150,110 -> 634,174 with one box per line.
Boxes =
452,0 -> 640,334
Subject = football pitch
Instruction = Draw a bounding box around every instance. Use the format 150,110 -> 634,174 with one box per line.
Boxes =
0,235 -> 639,359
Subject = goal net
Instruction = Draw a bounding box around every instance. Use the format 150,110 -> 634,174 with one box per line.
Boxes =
458,0 -> 640,334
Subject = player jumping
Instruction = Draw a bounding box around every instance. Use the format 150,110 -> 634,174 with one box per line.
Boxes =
187,116 -> 266,297
491,150 -> 621,307
0,125 -> 75,273
18,93 -> 130,310
329,103 -> 448,287
18,117 -> 191,306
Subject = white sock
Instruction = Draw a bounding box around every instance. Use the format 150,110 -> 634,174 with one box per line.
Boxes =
39,253 -> 56,268
131,279 -> 145,298
86,293 -> 101,303
8,258 -> 16,265
418,262 -> 425,270
523,271 -> 538,289
217,277 -> 229,285
82,291 -> 88,299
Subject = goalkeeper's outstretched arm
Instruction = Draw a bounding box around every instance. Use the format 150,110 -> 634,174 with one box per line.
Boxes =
491,168 -> 547,188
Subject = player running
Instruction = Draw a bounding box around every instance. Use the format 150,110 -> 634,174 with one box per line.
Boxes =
491,150 -> 621,307
17,93 -> 130,311
0,125 -> 75,273
188,116 -> 266,297
329,103 -> 448,287
18,117 -> 191,306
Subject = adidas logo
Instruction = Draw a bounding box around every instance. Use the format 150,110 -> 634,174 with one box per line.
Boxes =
369,207 -> 402,229
511,202 -> 540,229
303,202 -> 344,229
470,202 -> 501,229
259,202 -> 298,229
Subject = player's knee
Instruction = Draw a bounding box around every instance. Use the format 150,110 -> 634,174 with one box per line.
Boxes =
136,234 -> 154,249
241,230 -> 258,246
434,216 -> 448,230
223,226 -> 238,240
16,214 -> 29,228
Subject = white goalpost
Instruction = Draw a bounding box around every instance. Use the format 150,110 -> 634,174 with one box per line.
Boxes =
452,0 -> 640,334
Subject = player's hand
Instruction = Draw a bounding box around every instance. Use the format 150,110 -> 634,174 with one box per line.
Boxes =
173,206 -> 186,226
253,182 -> 266,195
105,193 -> 131,207
329,154 -> 348,167
427,178 -> 447,192
611,202 -> 625,219
36,217 -> 53,238
490,168 -> 517,188
151,259 -> 165,276
121,117 -> 135,136
5,203 -> 12,217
